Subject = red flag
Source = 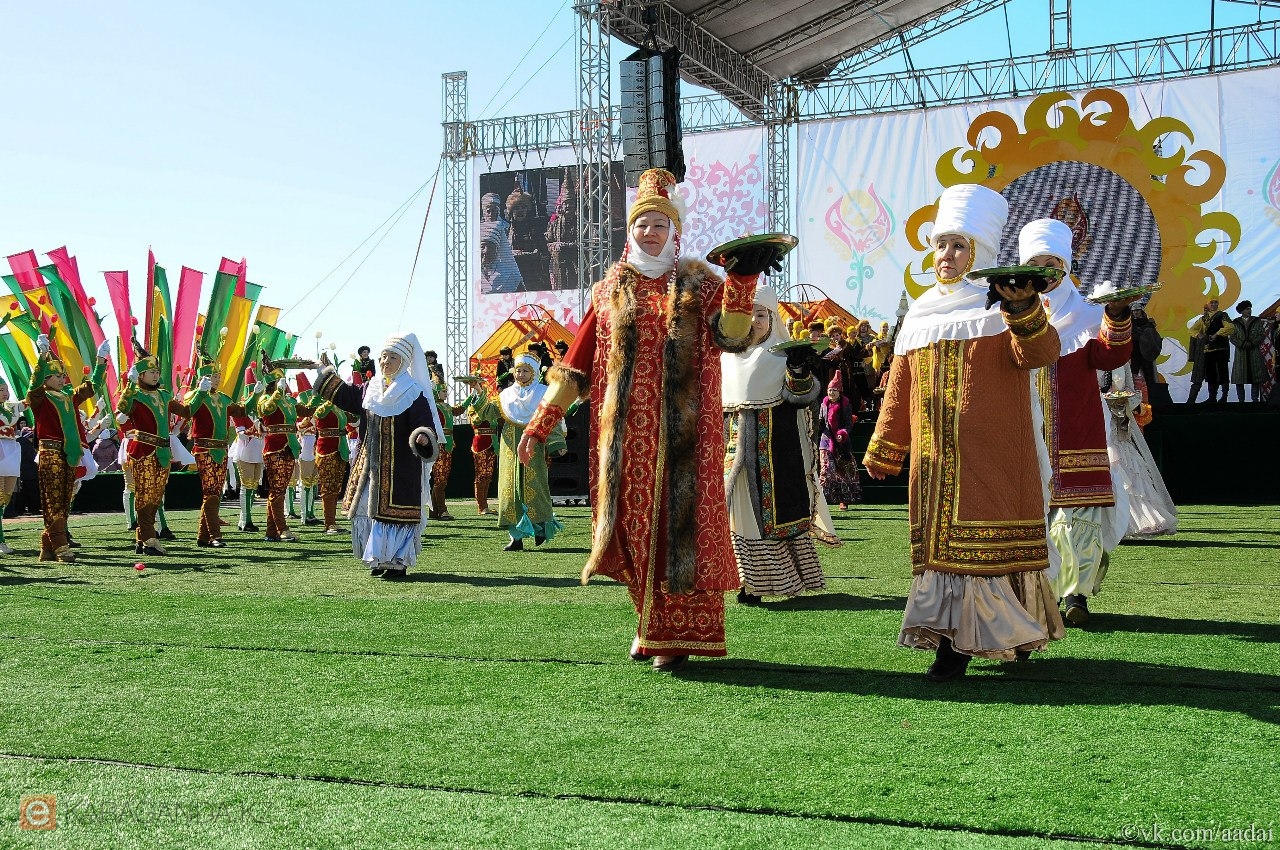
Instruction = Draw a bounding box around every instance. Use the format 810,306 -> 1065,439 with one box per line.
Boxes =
172,266 -> 205,387
6,251 -> 43,291
104,271 -> 135,370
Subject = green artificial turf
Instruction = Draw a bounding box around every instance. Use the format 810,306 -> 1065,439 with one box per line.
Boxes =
0,503 -> 1276,849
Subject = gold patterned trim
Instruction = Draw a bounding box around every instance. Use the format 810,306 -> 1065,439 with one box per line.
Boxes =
1100,313 -> 1133,346
866,434 -> 909,468
1005,302 -> 1050,338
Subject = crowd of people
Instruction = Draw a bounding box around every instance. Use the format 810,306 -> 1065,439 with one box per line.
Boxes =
8,168 -> 1189,684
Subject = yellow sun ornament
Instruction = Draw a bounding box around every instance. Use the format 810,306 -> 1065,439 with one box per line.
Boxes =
905,88 -> 1240,372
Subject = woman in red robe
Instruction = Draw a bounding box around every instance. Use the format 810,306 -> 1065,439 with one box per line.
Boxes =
518,168 -> 782,671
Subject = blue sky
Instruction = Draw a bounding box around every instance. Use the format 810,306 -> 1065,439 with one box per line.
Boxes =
3,0 -> 1276,360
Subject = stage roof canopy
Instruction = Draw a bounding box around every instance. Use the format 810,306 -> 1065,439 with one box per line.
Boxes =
605,0 -> 994,116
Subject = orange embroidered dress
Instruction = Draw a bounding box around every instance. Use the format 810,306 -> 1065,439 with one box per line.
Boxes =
865,303 -> 1064,659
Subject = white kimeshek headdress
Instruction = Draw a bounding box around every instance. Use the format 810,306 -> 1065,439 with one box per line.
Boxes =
1019,218 -> 1100,357
364,333 -> 444,443
721,285 -> 792,409
499,352 -> 549,426
895,184 -> 1011,355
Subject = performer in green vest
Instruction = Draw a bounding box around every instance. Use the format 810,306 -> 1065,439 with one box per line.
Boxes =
310,378 -> 352,534
245,356 -> 314,542
184,354 -> 248,547
428,380 -> 456,521
117,342 -> 192,556
27,334 -> 108,562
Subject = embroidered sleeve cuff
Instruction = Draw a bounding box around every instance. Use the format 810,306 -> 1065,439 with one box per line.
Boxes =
864,435 -> 908,475
1100,312 -> 1133,347
722,271 -> 758,315
1004,300 -> 1050,340
523,402 -> 566,444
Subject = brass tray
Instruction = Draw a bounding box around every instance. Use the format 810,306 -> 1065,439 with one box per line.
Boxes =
707,233 -> 799,268
768,338 -> 832,354
1086,283 -> 1162,304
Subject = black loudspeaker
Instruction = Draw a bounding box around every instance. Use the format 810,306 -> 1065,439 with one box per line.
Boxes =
620,48 -> 685,187
549,401 -> 591,502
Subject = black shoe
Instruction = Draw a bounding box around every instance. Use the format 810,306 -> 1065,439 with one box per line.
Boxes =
504,538 -> 524,552
1063,594 -> 1089,626
67,537 -> 82,548
736,589 -> 763,606
1014,649 -> 1032,663
141,545 -> 165,556
263,535 -> 281,543
370,567 -> 387,577
129,522 -> 138,531
197,539 -> 227,548
534,533 -> 546,546
926,637 -> 971,682
239,522 -> 259,533
303,518 -> 321,526
381,568 -> 407,580
157,528 -> 177,541
135,543 -> 144,554
286,512 -> 301,520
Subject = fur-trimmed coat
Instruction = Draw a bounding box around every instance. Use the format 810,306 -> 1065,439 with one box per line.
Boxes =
550,258 -> 750,594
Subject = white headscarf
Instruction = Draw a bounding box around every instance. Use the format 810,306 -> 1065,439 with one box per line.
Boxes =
499,354 -> 549,425
624,223 -> 677,279
364,333 -> 444,442
1019,218 -> 1100,357
895,184 -> 1011,355
721,286 -> 791,409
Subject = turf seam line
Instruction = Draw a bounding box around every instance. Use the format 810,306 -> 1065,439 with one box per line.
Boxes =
0,751 -> 1182,849
0,634 -> 614,668
2,634 -> 1276,697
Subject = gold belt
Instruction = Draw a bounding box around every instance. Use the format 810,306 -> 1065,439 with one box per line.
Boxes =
128,430 -> 167,448
194,437 -> 230,449
317,427 -> 343,437
263,424 -> 293,434
38,439 -> 65,451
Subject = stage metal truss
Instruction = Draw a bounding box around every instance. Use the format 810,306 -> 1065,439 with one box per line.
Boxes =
442,71 -> 470,399
575,2 -> 614,308
800,19 -> 1280,118
797,0 -> 1012,83
442,12 -> 1280,361
444,20 -> 1280,158
764,82 -> 796,291
600,0 -> 773,120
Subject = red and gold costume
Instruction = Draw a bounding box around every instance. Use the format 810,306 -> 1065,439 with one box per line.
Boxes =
185,365 -> 248,546
312,398 -> 351,532
246,375 -> 314,541
118,367 -> 192,549
469,409 -> 497,514
1040,314 -> 1134,509
27,351 -> 104,561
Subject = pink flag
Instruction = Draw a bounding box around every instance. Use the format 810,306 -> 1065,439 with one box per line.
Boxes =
48,246 -> 118,399
220,256 -> 247,297
6,251 -> 43,291
104,271 -> 136,370
172,266 -> 205,387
